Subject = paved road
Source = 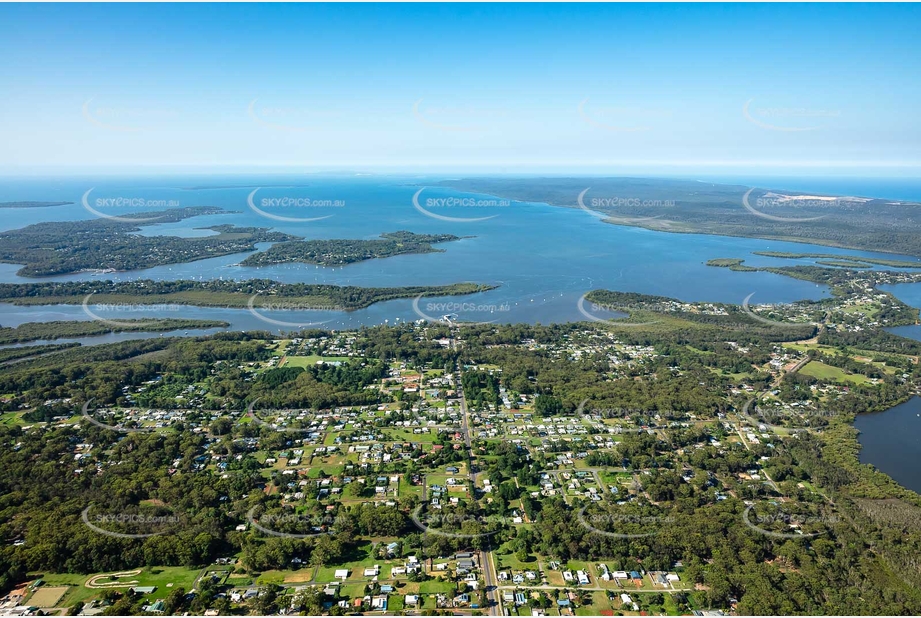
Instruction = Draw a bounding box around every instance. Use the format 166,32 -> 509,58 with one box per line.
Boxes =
457,355 -> 501,616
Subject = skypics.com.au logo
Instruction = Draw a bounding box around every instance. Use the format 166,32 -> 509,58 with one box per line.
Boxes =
82,504 -> 183,539
577,98 -> 672,132
81,399 -> 158,434
577,508 -> 676,539
742,98 -> 840,133
412,189 -> 510,223
81,189 -> 178,223
412,295 -> 510,326
410,506 -> 506,539
246,508 -> 346,538
247,294 -> 343,329
247,188 -> 345,223
577,188 -> 668,225
742,501 -> 838,539
247,99 -> 343,132
246,399 -> 318,435
82,99 -> 180,132
82,293 -> 183,330
576,293 -> 659,328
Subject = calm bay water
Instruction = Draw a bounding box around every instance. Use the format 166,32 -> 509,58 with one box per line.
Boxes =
3,174 -> 921,491
0,174 -> 920,342
854,397 -> 921,494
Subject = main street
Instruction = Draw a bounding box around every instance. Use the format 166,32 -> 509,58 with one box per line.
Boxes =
456,348 -> 501,616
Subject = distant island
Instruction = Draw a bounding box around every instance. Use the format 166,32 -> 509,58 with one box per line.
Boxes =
0,201 -> 73,209
181,184 -> 311,191
437,177 -> 921,258
0,207 -> 297,277
241,231 -> 464,267
0,318 -> 229,345
752,251 -> 921,269
0,279 -> 497,312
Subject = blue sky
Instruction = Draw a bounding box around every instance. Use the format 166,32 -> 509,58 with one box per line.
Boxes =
1,3 -> 919,175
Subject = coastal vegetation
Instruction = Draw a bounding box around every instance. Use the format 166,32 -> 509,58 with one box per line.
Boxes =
438,177 -> 921,257
0,279 -> 497,311
0,208 -> 296,276
0,201 -> 73,209
0,319 -> 229,345
240,231 -> 463,267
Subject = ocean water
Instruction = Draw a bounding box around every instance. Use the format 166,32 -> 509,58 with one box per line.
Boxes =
0,174 -> 919,339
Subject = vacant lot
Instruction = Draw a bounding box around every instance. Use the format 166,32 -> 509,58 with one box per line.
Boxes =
799,361 -> 870,384
280,355 -> 348,367
28,586 -> 68,607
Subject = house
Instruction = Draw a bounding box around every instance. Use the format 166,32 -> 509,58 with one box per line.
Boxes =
380,585 -> 394,593
334,569 -> 350,580
557,599 -> 571,607
577,570 -> 590,585
143,600 -> 165,613
515,592 -> 527,606
405,595 -> 419,606
364,565 -> 380,577
562,571 -> 574,582
503,592 -> 515,603
370,596 -> 387,610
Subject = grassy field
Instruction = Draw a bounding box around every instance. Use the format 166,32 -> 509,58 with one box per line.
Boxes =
280,355 -> 349,367
0,411 -> 28,426
33,566 -> 204,609
574,590 -> 614,615
799,361 -> 871,384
